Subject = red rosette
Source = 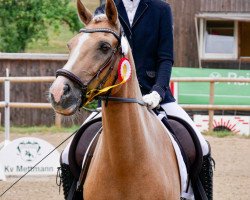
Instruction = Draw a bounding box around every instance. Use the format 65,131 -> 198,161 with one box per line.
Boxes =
117,57 -> 132,82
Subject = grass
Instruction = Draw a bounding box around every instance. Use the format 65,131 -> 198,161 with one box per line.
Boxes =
26,0 -> 100,53
0,125 -> 80,134
26,25 -> 73,53
204,131 -> 234,138
203,131 -> 250,138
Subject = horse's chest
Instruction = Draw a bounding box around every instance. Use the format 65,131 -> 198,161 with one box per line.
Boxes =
83,163 -> 179,200
83,130 -> 180,199
84,180 -> 173,200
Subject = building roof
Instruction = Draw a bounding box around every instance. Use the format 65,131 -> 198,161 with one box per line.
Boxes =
196,12 -> 250,21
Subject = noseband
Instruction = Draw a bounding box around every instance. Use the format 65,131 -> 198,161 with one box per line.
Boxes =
56,28 -> 146,107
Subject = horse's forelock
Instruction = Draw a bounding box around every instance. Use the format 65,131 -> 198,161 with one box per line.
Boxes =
93,14 -> 108,23
92,13 -> 120,31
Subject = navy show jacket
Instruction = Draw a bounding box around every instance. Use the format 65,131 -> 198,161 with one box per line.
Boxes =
95,0 -> 175,103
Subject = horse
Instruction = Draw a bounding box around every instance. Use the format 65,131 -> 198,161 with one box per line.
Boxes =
49,0 -> 181,199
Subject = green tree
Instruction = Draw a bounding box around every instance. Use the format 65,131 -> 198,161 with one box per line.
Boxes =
0,0 -> 81,52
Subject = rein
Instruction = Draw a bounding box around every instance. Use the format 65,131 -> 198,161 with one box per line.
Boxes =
98,96 -> 146,106
56,28 -> 146,108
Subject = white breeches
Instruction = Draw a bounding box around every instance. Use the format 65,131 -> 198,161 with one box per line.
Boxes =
161,102 -> 209,155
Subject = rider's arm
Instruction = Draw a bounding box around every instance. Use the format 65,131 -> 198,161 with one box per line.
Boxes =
150,3 -> 174,101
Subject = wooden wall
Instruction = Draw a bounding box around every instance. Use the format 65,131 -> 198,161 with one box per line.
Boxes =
0,56 -> 88,126
200,0 -> 250,12
167,0 -> 201,67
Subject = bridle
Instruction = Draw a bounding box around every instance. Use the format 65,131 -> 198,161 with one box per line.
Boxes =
56,28 -> 122,103
56,28 -> 146,108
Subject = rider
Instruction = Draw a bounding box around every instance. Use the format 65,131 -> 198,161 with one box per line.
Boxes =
59,0 -> 214,199
95,0 -> 214,199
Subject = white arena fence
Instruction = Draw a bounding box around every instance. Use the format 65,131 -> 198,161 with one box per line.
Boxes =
0,72 -> 250,143
171,77 -> 250,132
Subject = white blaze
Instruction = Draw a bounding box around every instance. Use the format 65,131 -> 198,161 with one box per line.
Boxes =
64,33 -> 90,71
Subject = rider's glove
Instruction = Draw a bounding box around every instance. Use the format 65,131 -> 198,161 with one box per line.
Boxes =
142,91 -> 162,109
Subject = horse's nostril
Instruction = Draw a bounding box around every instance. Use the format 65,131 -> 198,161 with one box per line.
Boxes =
50,93 -> 56,104
63,84 -> 71,95
50,93 -> 54,100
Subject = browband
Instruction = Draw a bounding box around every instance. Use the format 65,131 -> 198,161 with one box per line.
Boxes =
79,28 -> 121,42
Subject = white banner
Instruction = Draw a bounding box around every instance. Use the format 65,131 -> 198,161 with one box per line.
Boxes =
0,163 -> 5,180
0,137 -> 60,176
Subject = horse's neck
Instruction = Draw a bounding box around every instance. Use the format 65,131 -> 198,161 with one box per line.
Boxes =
102,51 -> 143,120
101,52 -> 151,168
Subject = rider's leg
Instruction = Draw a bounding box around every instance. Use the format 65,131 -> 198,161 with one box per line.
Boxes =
161,102 -> 209,155
161,102 -> 214,200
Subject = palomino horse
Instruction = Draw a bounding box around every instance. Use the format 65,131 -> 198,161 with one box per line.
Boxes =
49,0 -> 180,199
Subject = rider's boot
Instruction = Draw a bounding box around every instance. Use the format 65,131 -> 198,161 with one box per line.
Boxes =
199,142 -> 215,200
57,162 -> 74,199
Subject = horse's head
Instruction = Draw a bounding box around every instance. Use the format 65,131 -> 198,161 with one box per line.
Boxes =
49,0 -> 130,116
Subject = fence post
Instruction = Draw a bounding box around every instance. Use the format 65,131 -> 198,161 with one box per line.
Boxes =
55,113 -> 62,128
208,81 -> 215,132
4,69 -> 10,145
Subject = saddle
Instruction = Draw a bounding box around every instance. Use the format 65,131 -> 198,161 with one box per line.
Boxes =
66,111 -> 204,200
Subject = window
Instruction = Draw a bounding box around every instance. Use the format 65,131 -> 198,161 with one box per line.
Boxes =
196,14 -> 250,66
202,20 -> 238,59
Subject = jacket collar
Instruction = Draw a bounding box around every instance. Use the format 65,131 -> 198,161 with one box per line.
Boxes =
132,0 -> 149,28
115,0 -> 150,29
115,0 -> 130,29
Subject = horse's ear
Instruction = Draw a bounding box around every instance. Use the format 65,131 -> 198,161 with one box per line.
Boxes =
77,0 -> 93,25
105,0 -> 118,26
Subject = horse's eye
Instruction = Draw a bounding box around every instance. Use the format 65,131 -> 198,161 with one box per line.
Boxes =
100,43 -> 111,53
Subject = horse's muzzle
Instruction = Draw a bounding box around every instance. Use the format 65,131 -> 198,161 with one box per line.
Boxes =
49,79 -> 82,116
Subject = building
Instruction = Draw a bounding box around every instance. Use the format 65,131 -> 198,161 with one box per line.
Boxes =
167,0 -> 250,69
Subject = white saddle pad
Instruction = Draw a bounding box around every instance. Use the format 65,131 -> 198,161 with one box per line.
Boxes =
156,112 -> 194,200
